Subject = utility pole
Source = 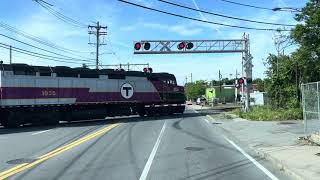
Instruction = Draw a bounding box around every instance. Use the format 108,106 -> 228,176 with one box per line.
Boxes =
243,34 -> 253,112
190,73 -> 193,83
219,70 -> 222,92
9,45 -> 12,64
88,21 -> 107,69
235,69 -> 238,103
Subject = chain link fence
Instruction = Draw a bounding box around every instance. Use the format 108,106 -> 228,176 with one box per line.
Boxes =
301,82 -> 320,135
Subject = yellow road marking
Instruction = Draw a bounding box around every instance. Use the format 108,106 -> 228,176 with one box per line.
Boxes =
0,123 -> 120,180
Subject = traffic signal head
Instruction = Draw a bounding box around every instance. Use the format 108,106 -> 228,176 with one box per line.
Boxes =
134,42 -> 141,50
238,78 -> 244,84
177,42 -> 185,50
186,42 -> 194,49
144,42 -> 151,50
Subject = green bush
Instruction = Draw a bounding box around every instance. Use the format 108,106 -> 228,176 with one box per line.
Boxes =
232,106 -> 302,121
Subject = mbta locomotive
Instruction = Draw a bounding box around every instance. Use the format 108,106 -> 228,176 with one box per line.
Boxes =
0,63 -> 186,128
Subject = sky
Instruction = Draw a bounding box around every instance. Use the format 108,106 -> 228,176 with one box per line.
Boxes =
0,0 -> 308,85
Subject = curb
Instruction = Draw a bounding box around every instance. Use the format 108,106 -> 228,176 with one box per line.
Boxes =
205,114 -> 306,180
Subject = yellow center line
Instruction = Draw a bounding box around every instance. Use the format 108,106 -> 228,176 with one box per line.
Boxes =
0,123 -> 120,180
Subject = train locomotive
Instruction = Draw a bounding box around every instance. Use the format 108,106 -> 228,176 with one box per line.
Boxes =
0,63 -> 186,128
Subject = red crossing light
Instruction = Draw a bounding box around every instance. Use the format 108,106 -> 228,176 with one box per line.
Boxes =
238,78 -> 244,84
177,42 -> 185,50
134,42 -> 141,50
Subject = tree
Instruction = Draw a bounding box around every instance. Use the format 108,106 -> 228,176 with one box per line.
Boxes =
184,80 -> 207,101
253,78 -> 265,92
292,0 -> 320,58
261,0 -> 320,109
264,54 -> 299,108
291,0 -> 320,83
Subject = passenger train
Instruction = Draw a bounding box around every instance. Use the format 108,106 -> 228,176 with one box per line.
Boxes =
0,63 -> 186,128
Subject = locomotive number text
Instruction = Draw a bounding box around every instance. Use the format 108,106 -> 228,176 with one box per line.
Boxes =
41,90 -> 56,96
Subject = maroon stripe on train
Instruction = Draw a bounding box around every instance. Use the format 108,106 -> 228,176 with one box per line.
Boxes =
0,87 -> 161,102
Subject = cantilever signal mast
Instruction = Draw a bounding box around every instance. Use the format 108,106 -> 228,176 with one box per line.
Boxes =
88,22 -> 107,69
133,34 -> 253,112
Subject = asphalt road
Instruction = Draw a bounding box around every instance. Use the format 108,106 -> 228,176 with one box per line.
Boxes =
0,108 -> 291,180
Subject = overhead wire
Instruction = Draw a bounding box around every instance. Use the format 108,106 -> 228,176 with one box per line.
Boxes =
0,44 -> 84,64
217,0 -> 280,11
0,34 -> 94,62
158,0 -> 295,27
0,43 -> 92,63
0,22 -> 92,59
33,0 -> 87,28
118,0 -> 291,31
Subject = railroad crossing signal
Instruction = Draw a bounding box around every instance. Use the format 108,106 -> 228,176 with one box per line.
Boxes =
186,42 -> 194,49
133,39 -> 245,54
238,78 -> 244,85
177,42 -> 185,50
134,42 -> 141,50
133,34 -> 253,112
134,42 -> 151,51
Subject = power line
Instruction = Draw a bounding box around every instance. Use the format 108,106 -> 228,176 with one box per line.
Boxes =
0,22 -> 92,58
216,0 -> 301,12
0,34 -> 94,62
217,0 -> 279,11
0,43 -> 92,63
33,0 -> 87,28
118,0 -> 291,31
158,0 -> 295,27
0,44 -> 85,64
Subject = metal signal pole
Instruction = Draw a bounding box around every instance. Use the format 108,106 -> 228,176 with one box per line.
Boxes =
88,21 -> 107,69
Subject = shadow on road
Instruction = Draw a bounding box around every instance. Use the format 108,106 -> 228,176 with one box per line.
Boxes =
0,110 -> 217,135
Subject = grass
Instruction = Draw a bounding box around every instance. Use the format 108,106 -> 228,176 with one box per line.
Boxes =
232,106 -> 303,121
